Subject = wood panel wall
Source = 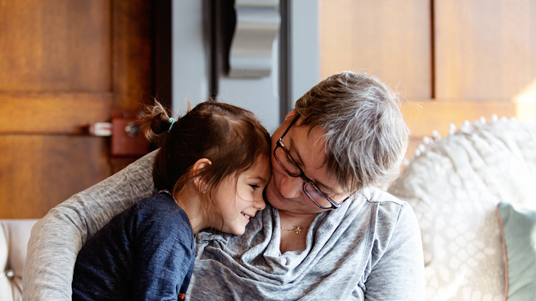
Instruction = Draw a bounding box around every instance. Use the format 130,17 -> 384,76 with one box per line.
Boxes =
0,0 -> 152,218
319,0 -> 432,100
318,0 -> 536,158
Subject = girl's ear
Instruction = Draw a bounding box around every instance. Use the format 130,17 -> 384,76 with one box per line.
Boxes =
192,158 -> 212,193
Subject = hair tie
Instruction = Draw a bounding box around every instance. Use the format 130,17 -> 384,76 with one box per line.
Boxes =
168,117 -> 177,132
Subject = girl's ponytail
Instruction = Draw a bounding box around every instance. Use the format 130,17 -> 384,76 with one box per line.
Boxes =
139,101 -> 175,143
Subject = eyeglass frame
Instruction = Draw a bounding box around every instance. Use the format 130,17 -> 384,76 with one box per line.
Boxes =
273,114 -> 350,210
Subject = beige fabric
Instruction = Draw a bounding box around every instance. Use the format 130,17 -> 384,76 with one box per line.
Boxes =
0,219 -> 38,301
388,117 -> 536,301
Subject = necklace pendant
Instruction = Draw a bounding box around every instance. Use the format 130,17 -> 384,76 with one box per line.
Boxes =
281,224 -> 308,234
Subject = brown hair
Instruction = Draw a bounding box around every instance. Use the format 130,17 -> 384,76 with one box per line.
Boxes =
139,100 -> 271,224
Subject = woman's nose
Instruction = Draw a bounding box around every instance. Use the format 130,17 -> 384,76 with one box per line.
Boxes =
279,174 -> 303,199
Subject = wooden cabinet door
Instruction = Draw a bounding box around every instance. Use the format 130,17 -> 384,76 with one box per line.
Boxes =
0,0 -> 152,218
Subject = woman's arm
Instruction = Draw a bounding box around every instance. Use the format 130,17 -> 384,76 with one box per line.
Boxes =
22,151 -> 157,301
364,203 -> 425,300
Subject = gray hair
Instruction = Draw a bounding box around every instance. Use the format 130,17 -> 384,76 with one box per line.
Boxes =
294,71 -> 409,193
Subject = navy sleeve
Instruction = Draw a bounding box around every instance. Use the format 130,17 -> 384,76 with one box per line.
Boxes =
129,196 -> 196,301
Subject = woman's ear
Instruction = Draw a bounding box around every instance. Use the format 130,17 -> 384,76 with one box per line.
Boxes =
192,158 -> 212,193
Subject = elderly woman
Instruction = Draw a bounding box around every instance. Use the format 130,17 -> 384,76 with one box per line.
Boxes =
23,71 -> 424,300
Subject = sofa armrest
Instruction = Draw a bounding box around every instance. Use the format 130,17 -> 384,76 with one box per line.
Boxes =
0,219 -> 39,301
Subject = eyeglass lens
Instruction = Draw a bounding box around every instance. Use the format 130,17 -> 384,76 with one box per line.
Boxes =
274,145 -> 340,209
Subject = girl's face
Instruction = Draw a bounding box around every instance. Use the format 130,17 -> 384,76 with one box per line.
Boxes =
212,156 -> 271,235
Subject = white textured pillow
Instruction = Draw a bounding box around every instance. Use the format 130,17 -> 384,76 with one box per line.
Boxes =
388,117 -> 536,301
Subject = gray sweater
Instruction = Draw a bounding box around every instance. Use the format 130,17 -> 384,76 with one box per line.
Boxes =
23,151 -> 424,300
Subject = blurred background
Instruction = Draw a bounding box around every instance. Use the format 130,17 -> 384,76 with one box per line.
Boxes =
1,0 -> 535,218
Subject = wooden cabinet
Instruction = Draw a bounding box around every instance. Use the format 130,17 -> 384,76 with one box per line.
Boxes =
0,0 -> 152,218
319,0 -> 536,157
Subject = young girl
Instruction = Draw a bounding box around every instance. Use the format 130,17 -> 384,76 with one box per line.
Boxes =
71,100 -> 271,300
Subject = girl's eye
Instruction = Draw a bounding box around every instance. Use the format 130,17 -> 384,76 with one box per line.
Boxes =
249,184 -> 260,190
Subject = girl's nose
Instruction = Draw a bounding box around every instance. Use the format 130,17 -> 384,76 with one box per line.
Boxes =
253,194 -> 266,210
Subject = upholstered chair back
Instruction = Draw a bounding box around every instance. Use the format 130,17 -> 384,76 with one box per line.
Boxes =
1,219 -> 38,301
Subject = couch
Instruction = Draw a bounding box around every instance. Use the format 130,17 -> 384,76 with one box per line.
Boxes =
2,116 -> 535,301
0,219 -> 38,301
387,116 -> 536,300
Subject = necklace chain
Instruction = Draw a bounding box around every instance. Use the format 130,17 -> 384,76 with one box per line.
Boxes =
280,225 -> 309,234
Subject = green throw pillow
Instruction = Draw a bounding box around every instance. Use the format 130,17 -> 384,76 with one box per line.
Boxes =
497,202 -> 536,300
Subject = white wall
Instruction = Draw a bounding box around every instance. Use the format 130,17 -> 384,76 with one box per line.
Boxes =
171,0 -> 320,133
172,0 -> 209,115
289,0 -> 320,112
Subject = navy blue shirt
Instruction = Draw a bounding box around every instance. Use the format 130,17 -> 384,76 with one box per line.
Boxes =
72,191 -> 195,300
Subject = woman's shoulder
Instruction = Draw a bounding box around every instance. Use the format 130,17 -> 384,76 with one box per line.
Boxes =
344,187 -> 409,217
343,188 -> 421,262
360,186 -> 407,206
350,187 -> 418,228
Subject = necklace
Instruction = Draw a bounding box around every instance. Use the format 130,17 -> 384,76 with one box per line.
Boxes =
280,225 -> 309,234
